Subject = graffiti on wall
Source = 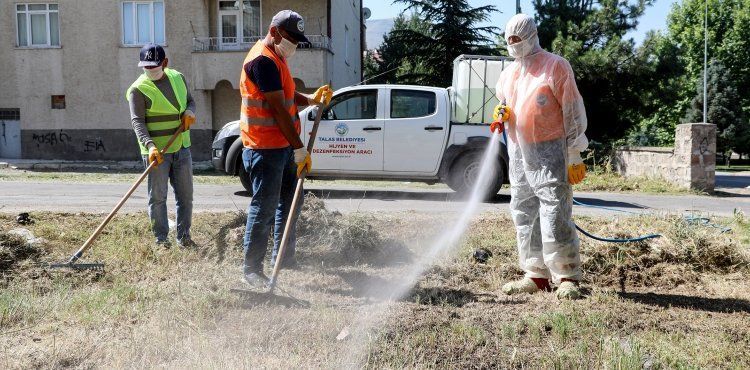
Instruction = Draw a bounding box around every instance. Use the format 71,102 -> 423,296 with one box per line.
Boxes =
31,130 -> 71,147
83,138 -> 106,153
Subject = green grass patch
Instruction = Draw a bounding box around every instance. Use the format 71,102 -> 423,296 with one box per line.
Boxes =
716,164 -> 750,172
574,169 -> 694,194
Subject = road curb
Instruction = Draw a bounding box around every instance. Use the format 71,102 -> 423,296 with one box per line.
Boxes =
0,159 -> 214,171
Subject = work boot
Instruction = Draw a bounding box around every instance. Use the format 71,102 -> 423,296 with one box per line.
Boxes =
556,281 -> 583,300
501,278 -> 549,295
243,271 -> 270,289
177,237 -> 197,249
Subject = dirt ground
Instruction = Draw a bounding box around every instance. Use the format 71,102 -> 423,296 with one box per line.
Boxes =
1,198 -> 749,368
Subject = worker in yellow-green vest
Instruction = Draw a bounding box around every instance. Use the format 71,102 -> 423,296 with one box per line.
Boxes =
126,43 -> 196,248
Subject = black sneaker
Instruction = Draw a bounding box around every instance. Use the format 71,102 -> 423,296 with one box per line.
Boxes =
243,271 -> 270,288
155,239 -> 171,248
177,238 -> 197,248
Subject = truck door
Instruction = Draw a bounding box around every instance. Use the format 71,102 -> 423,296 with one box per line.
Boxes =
306,88 -> 384,172
383,89 -> 447,173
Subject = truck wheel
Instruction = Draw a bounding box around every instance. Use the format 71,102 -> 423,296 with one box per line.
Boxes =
446,152 -> 504,200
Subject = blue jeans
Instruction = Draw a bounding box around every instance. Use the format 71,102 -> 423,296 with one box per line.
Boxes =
242,147 -> 303,274
142,147 -> 193,243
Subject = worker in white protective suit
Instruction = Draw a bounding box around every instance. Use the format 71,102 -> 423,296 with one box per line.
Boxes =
491,14 -> 589,300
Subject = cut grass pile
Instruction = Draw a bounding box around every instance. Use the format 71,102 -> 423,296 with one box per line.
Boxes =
0,209 -> 748,368
296,194 -> 412,266
0,232 -> 44,274
219,194 -> 412,267
449,213 -> 749,292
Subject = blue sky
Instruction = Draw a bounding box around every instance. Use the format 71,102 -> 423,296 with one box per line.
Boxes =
363,0 -> 677,44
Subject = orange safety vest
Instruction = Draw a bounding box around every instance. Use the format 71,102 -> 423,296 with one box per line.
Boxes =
239,40 -> 300,149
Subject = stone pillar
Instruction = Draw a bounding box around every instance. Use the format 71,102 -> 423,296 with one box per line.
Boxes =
674,123 -> 717,192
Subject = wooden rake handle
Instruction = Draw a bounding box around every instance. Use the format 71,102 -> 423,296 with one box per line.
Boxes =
268,103 -> 325,291
67,125 -> 186,264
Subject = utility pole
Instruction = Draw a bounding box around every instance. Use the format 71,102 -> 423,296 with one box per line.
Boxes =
516,0 -> 522,14
703,0 -> 708,123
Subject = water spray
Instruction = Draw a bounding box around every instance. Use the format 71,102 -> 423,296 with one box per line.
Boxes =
338,131 -> 503,367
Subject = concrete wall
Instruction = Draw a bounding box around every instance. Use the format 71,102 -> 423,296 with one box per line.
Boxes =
212,80 -> 240,132
329,0 -> 362,89
0,0 -> 212,160
614,123 -> 717,192
262,0 -> 328,36
0,0 -> 360,161
192,48 -> 328,91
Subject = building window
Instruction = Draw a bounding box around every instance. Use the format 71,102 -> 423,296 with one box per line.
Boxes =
0,109 -> 21,121
122,1 -> 165,46
218,1 -> 261,46
16,4 -> 60,47
51,95 -> 66,109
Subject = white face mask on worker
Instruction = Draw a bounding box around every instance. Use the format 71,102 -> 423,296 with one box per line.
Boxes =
507,35 -> 537,59
275,36 -> 297,59
144,66 -> 164,81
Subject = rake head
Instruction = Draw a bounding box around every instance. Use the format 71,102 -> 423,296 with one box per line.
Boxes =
48,250 -> 105,271
49,262 -> 105,271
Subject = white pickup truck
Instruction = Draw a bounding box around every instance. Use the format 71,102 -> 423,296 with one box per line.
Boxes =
211,55 -> 509,198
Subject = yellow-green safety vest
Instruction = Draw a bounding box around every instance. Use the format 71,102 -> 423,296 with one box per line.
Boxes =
126,68 -> 190,154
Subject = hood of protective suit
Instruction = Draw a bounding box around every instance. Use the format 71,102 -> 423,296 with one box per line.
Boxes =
505,13 -> 542,59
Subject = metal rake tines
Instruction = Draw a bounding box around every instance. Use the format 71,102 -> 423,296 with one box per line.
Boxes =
48,262 -> 105,271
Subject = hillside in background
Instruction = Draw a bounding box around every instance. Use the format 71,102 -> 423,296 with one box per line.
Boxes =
365,18 -> 395,50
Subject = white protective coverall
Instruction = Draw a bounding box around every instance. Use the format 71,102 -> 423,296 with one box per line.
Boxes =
495,14 -> 589,283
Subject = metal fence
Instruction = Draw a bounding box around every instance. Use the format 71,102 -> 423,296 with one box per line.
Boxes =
192,35 -> 331,52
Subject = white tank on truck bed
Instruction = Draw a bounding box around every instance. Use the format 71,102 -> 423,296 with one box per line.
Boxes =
450,55 -> 511,125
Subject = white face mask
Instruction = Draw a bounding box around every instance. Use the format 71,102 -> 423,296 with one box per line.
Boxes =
144,66 -> 164,81
507,36 -> 536,59
275,36 -> 297,59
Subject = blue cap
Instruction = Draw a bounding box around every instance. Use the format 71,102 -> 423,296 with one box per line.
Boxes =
271,10 -> 309,43
138,43 -> 166,67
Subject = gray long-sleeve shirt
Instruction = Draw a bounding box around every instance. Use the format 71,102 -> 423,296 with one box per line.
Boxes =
128,72 -> 196,148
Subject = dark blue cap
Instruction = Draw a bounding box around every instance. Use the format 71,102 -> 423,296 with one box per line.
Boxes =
271,10 -> 309,43
138,43 -> 166,67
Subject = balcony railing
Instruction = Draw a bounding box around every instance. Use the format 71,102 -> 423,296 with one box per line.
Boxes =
192,35 -> 331,52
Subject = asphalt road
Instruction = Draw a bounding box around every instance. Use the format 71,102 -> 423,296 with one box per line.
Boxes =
716,172 -> 750,190
1,176 -> 748,217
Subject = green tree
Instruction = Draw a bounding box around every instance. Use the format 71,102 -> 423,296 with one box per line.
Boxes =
386,0 -> 499,87
636,0 -> 750,149
626,31 -> 689,146
363,14 -> 431,85
684,61 -> 750,163
534,0 -> 659,144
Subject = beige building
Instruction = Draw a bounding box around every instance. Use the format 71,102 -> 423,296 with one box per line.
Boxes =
0,0 -> 365,160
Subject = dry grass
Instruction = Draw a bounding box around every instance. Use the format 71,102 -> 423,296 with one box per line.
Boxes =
0,206 -> 749,368
573,169 -> 697,194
